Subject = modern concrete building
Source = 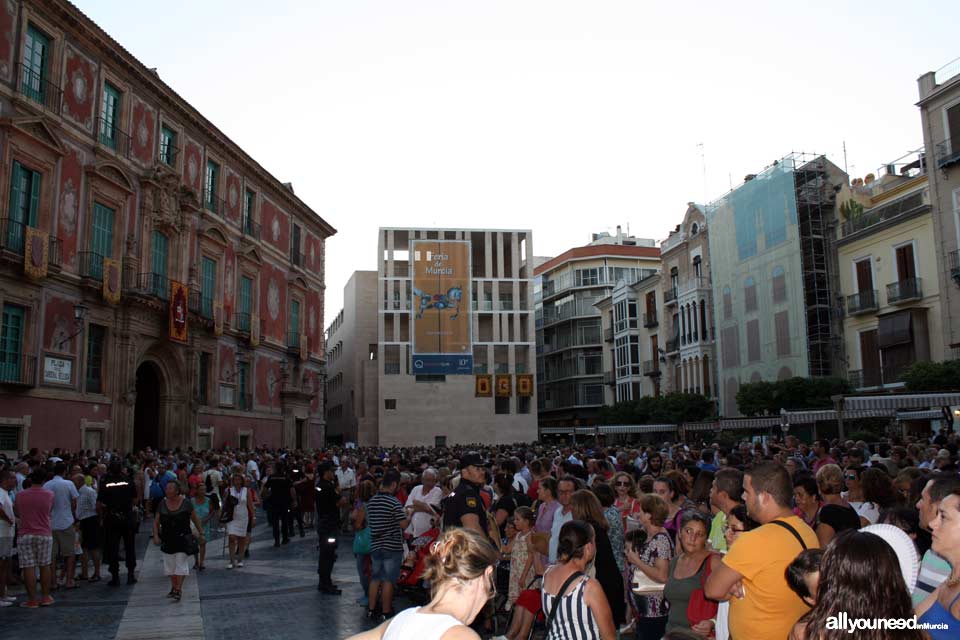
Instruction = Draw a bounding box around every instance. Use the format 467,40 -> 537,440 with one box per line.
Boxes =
536,229 -> 659,429
660,204 -> 717,400
707,154 -> 847,416
596,270 -> 663,405
0,0 -> 333,455
918,59 -> 960,358
837,150 -> 943,390
373,227 -> 536,446
324,271 -> 378,445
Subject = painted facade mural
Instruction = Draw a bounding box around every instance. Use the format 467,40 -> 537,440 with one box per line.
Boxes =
61,44 -> 97,133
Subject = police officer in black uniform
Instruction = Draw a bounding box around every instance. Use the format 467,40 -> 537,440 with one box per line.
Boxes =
315,460 -> 341,594
97,461 -> 138,586
442,452 -> 489,537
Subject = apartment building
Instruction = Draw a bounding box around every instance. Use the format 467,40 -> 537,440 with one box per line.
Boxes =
660,204 -> 717,399
837,151 -> 942,389
536,229 -> 659,429
0,0 -> 333,453
374,228 -> 536,446
324,271 -> 378,445
596,271 -> 663,405
918,59 -> 960,357
707,154 -> 847,416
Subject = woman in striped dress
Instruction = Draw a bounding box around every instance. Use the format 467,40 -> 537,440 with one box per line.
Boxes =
540,520 -> 616,640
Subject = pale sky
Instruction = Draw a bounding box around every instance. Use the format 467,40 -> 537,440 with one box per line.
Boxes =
77,1 -> 960,325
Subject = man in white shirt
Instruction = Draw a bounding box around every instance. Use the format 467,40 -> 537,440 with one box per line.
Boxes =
405,468 -> 442,537
0,470 -> 15,606
43,463 -> 79,589
336,459 -> 357,532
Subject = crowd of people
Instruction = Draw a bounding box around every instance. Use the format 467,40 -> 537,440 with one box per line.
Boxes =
1,428 -> 959,639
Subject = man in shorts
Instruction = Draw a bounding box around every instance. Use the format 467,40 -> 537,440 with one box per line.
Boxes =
0,470 -> 17,606
43,462 -> 79,589
14,469 -> 56,608
365,471 -> 409,621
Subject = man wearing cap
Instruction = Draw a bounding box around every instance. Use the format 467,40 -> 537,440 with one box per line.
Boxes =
442,453 -> 488,537
314,460 -> 341,594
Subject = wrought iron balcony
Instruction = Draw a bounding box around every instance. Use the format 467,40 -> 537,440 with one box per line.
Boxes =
98,117 -> 131,155
16,63 -> 62,113
236,393 -> 253,411
665,337 -> 680,353
78,251 -> 107,281
188,290 -> 214,319
287,331 -> 302,350
935,138 -> 960,170
886,278 -> 922,304
234,311 -> 251,333
643,312 -> 658,328
0,354 -> 37,387
159,140 -> 179,168
128,271 -> 171,301
664,288 -> 678,305
642,359 -> 661,376
243,218 -> 261,241
603,327 -> 613,342
204,188 -> 228,216
0,219 -> 61,270
846,290 -> 878,315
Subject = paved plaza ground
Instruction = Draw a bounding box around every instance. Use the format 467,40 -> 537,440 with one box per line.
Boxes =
2,507 -> 391,640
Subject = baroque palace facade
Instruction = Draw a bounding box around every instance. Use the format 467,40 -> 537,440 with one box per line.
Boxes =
0,0 -> 334,454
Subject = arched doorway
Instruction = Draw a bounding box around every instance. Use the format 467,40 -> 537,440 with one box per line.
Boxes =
134,361 -> 162,451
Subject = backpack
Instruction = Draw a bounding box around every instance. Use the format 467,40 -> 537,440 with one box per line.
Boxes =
149,478 -> 163,499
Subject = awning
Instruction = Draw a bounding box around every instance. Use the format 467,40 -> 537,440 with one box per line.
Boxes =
540,427 -> 574,435
842,393 -> 960,411
877,311 -> 912,349
684,422 -> 720,432
598,425 -> 678,435
575,427 -> 597,435
896,409 -> 946,421
783,408 -> 894,424
719,417 -> 781,430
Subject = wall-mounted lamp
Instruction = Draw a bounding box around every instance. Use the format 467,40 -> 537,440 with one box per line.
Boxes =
57,303 -> 88,348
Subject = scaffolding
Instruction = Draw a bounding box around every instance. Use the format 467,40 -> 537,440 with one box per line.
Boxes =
794,157 -> 844,378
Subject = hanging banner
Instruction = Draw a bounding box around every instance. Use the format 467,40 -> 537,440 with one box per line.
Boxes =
496,374 -> 512,397
300,334 -> 308,360
102,258 -> 122,304
250,312 -> 260,346
475,374 -> 492,397
516,374 -> 534,397
213,303 -> 224,336
23,227 -> 49,279
411,239 -> 473,375
169,280 -> 189,343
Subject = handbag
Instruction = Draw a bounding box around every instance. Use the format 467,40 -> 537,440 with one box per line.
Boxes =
352,505 -> 371,555
184,532 -> 200,557
545,571 -> 584,635
220,493 -> 238,524
686,553 -> 720,633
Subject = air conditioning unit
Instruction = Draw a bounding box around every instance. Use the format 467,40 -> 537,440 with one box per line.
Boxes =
885,164 -> 897,176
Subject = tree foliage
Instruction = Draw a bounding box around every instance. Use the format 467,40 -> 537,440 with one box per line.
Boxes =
600,392 -> 715,425
902,360 -> 960,392
735,377 -> 851,416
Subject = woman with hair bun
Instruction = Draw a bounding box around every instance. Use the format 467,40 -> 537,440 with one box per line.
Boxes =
348,527 -> 498,640
539,520 -> 616,639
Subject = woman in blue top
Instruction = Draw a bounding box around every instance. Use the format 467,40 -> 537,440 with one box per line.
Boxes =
916,488 -> 960,638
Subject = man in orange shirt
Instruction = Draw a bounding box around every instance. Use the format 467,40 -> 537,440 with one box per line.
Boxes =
705,461 -> 819,639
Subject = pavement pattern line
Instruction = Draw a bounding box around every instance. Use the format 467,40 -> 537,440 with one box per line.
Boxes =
114,541 -> 205,640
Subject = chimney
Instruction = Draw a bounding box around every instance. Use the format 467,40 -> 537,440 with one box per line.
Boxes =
616,225 -> 623,243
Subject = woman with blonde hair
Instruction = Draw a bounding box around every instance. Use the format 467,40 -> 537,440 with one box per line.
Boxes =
348,527 -> 499,640
814,464 -> 860,547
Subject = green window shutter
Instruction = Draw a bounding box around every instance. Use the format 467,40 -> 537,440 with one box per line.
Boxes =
243,190 -> 254,232
0,304 -> 25,383
160,126 -> 176,165
7,162 -> 24,253
201,257 -> 216,317
238,276 -> 252,331
23,26 -> 49,104
91,203 -> 115,280
150,232 -> 168,299
85,324 -> 105,393
28,169 -> 40,227
205,161 -> 218,212
291,300 -> 300,335
100,83 -> 121,148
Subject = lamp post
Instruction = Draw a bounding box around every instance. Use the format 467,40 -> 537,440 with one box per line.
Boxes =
58,303 -> 88,349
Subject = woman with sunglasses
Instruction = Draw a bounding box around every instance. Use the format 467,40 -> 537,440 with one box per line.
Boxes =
612,473 -> 641,528
349,527 -> 499,640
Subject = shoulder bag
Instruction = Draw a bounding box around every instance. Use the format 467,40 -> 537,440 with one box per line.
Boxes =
686,552 -> 720,633
770,519 -> 809,550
